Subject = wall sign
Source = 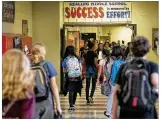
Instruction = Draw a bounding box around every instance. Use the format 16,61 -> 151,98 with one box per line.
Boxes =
64,1 -> 131,23
2,1 -> 15,23
152,28 -> 159,55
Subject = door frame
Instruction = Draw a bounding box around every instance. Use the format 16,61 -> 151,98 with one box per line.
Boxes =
63,23 -> 137,38
60,23 -> 137,94
62,23 -> 137,56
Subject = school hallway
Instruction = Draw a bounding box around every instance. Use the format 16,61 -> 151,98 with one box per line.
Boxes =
60,81 -> 108,119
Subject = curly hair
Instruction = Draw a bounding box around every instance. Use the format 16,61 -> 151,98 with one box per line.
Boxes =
132,36 -> 151,57
31,43 -> 46,63
2,49 -> 35,101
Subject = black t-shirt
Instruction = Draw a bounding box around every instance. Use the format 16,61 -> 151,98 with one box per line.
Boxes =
85,50 -> 98,67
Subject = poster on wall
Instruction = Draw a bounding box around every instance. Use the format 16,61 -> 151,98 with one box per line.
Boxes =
152,28 -> 159,54
2,1 -> 15,23
64,1 -> 131,23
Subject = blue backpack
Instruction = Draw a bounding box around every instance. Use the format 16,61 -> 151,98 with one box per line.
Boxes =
110,59 -> 125,86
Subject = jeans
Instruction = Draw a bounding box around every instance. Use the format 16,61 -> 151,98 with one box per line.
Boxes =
69,91 -> 77,107
86,74 -> 97,101
106,86 -> 115,116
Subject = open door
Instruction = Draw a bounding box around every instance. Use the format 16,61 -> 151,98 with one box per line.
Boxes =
60,26 -> 81,93
67,31 -> 80,55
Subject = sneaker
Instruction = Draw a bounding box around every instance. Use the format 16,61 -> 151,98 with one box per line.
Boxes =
89,97 -> 94,104
73,104 -> 75,108
68,107 -> 75,111
86,101 -> 90,105
104,111 -> 111,118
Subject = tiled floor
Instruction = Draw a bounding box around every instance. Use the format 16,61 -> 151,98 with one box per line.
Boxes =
60,82 -> 108,119
60,82 -> 159,119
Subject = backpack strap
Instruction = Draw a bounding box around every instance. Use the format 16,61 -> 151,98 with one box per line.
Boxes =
39,60 -> 48,68
145,61 -> 153,87
38,60 -> 50,85
3,100 -> 16,117
105,58 -> 114,87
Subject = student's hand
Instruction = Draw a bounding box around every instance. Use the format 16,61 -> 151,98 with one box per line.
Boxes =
96,78 -> 100,85
111,115 -> 118,119
56,106 -> 62,115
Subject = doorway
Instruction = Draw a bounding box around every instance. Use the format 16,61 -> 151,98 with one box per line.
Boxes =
60,23 -> 137,93
81,33 -> 96,42
62,24 -> 136,56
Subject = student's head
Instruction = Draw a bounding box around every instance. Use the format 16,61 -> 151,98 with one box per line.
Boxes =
2,49 -> 34,100
88,41 -> 95,50
111,46 -> 123,58
85,41 -> 88,47
104,42 -> 109,48
31,43 -> 46,63
132,36 -> 151,57
64,45 -> 76,58
112,41 -> 116,47
122,40 -> 125,44
109,43 -> 111,48
102,49 -> 110,59
98,43 -> 103,50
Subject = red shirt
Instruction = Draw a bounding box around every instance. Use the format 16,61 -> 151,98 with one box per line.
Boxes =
2,96 -> 35,119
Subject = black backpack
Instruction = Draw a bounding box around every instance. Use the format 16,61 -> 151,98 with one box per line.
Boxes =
117,59 -> 157,111
31,61 -> 49,102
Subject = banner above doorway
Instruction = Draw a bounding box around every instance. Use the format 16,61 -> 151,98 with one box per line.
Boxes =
64,1 -> 132,23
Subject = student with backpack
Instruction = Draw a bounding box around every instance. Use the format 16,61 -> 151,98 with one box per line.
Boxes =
85,42 -> 98,105
2,49 -> 35,119
97,46 -> 124,118
62,46 -> 82,112
97,49 -> 114,118
112,36 -> 159,119
31,43 -> 62,119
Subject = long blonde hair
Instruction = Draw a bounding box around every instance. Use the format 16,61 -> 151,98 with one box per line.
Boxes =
2,49 -> 35,101
31,43 -> 46,63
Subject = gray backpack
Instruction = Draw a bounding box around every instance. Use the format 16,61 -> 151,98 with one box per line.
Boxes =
101,61 -> 113,97
31,61 -> 49,102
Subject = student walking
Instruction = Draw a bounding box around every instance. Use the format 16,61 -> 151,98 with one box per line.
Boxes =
62,46 -> 82,112
98,46 -> 124,118
2,49 -> 35,119
31,43 -> 62,119
112,36 -> 158,119
85,42 -> 98,105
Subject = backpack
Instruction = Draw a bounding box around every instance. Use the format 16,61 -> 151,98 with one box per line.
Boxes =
101,62 -> 113,97
66,56 -> 81,78
117,59 -> 157,111
110,59 -> 125,85
31,61 -> 49,102
101,58 -> 115,96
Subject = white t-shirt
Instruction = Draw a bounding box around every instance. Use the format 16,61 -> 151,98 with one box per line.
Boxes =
99,58 -> 114,76
98,51 -> 103,60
